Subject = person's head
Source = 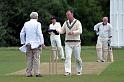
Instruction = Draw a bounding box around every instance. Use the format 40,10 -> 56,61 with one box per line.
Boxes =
102,17 -> 108,25
66,10 -> 74,22
50,16 -> 56,24
30,12 -> 38,19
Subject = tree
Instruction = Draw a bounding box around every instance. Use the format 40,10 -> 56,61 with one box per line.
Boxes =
72,0 -> 104,45
0,0 -> 109,46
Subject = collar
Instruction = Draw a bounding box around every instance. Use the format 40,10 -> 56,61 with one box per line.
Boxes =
102,22 -> 108,26
52,22 -> 56,25
67,18 -> 76,24
30,19 -> 37,21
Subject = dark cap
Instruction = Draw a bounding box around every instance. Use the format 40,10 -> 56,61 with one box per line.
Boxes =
50,16 -> 56,20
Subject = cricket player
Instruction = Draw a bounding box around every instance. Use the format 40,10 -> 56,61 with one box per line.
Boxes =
49,16 -> 65,60
94,17 -> 112,62
20,12 -> 45,77
57,10 -> 83,76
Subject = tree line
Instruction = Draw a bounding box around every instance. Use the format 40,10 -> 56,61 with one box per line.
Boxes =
0,0 -> 109,46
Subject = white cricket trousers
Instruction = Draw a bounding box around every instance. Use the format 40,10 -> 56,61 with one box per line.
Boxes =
64,44 -> 82,73
50,38 -> 65,59
96,36 -> 108,61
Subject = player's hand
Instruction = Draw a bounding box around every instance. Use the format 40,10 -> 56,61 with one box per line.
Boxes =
56,29 -> 60,33
68,31 -> 74,35
41,44 -> 46,49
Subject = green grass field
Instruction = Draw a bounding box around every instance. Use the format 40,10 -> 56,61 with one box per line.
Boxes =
0,46 -> 124,82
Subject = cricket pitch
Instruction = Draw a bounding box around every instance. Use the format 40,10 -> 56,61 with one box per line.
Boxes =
6,62 -> 111,76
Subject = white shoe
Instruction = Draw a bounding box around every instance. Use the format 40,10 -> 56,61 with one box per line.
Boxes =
101,60 -> 105,62
97,60 -> 101,62
77,72 -> 82,76
97,60 -> 105,62
64,72 -> 71,76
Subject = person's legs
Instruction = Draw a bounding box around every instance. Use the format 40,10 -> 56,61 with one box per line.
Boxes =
33,48 -> 41,76
26,45 -> 33,76
73,45 -> 82,75
56,39 -> 65,59
103,38 -> 108,61
51,39 -> 58,59
96,44 -> 103,61
64,44 -> 72,74
96,37 -> 103,62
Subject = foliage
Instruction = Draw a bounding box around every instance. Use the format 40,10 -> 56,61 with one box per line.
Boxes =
0,0 -> 109,46
73,0 -> 104,45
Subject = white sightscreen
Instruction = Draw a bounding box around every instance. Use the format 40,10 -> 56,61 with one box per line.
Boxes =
110,0 -> 124,47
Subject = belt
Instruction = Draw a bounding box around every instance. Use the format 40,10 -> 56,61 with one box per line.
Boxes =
65,40 -> 81,42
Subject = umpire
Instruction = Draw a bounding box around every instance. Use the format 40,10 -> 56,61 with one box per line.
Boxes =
20,12 -> 45,77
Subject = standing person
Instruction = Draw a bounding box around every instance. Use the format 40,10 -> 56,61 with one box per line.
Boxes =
48,16 -> 65,60
57,10 -> 83,76
20,12 -> 45,77
94,17 -> 112,62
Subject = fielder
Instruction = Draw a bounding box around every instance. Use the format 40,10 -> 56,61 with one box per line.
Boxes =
57,10 -> 83,76
94,17 -> 113,62
48,16 -> 65,60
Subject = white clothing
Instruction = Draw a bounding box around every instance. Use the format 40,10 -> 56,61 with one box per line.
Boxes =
96,36 -> 108,61
19,45 -> 27,53
20,19 -> 44,76
60,19 -> 82,41
49,22 -> 61,39
94,22 -> 112,62
94,22 -> 112,38
49,22 -> 65,59
60,18 -> 83,74
20,19 -> 44,49
65,44 -> 82,73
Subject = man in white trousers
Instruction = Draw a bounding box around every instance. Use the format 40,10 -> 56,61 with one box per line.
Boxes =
20,12 -> 45,77
94,17 -> 112,62
49,16 -> 65,60
57,10 -> 83,76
